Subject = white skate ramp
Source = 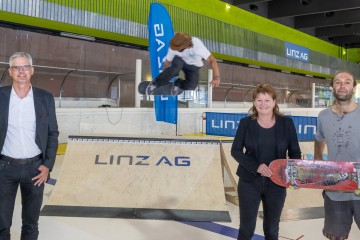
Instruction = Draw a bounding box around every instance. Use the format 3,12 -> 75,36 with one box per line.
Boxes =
41,135 -> 230,222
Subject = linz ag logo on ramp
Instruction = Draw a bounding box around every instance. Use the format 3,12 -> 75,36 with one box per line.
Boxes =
95,155 -> 190,166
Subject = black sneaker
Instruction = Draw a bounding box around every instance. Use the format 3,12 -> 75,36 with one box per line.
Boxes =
171,85 -> 183,95
146,82 -> 157,95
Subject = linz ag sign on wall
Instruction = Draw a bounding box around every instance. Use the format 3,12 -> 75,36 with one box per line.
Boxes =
285,42 -> 309,63
205,112 -> 317,141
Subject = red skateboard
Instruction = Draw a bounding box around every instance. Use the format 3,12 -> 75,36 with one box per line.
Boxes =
269,159 -> 360,191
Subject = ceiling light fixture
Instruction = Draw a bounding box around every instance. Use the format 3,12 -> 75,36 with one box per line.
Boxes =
249,4 -> 259,11
324,12 -> 335,18
60,32 -> 96,41
248,64 -> 260,69
300,0 -> 311,6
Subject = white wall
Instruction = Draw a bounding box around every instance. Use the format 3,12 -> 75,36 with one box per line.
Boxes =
56,106 -> 324,143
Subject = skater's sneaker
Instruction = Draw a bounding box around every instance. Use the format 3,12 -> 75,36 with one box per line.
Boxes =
146,82 -> 157,95
171,85 -> 183,95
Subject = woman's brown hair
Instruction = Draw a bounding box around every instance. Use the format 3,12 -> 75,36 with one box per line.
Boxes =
249,83 -> 280,119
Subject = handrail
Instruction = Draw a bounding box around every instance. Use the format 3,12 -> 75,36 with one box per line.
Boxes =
219,82 -> 301,107
243,87 -> 256,103
105,73 -> 135,98
287,90 -> 301,103
58,69 -> 76,108
224,86 -> 249,108
219,83 -> 256,108
1,61 -> 137,108
0,66 -> 9,86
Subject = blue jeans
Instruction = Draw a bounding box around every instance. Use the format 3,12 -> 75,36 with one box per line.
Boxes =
0,159 -> 44,240
237,177 -> 286,240
155,56 -> 200,90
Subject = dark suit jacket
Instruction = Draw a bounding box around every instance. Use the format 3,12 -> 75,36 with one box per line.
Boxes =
231,115 -> 301,181
0,86 -> 59,170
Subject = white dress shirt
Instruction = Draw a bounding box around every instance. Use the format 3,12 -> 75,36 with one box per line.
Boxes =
1,86 -> 42,158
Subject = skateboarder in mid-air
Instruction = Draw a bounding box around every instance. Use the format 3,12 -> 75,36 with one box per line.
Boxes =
146,32 -> 221,95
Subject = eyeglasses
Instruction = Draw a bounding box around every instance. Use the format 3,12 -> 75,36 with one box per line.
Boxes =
10,65 -> 32,71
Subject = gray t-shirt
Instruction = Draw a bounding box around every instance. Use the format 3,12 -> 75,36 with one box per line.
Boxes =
316,105 -> 360,201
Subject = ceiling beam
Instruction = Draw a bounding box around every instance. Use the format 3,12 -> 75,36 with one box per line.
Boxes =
346,43 -> 360,48
294,9 -> 360,29
231,0 -> 271,5
327,35 -> 360,45
268,0 -> 360,18
316,24 -> 360,37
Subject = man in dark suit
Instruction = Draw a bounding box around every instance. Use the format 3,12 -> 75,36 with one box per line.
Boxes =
0,52 -> 59,240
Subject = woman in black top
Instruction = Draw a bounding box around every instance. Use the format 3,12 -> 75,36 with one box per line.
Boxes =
231,83 -> 301,240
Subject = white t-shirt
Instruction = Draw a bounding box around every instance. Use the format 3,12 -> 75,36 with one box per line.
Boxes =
165,37 -> 211,67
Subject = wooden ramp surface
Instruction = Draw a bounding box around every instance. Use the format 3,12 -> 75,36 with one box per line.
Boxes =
41,135 -> 230,222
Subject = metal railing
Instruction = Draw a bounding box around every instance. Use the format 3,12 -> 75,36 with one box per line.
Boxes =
0,62 -> 134,108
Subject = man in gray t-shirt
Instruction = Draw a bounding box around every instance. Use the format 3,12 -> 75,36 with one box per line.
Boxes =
315,70 -> 360,240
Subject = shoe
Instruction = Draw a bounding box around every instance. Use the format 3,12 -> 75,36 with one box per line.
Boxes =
171,85 -> 183,95
146,82 -> 157,95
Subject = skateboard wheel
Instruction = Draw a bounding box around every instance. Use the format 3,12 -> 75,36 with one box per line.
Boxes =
354,163 -> 360,169
288,185 -> 296,190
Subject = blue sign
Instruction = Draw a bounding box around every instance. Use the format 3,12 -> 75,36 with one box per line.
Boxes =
285,42 -> 309,63
205,112 -> 317,141
206,113 -> 248,137
148,3 -> 178,124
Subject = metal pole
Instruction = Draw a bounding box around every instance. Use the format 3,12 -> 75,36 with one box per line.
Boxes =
207,69 -> 213,108
135,59 -> 142,108
311,82 -> 315,108
117,77 -> 121,107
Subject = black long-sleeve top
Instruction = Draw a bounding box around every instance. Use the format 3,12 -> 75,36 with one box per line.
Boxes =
231,115 -> 301,181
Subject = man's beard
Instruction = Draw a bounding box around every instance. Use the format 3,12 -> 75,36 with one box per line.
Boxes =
333,90 -> 353,102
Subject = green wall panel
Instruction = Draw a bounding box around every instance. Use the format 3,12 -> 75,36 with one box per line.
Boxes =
44,0 -> 150,24
158,0 -> 339,58
41,0 -> 342,59
1,0 -> 358,72
0,11 -> 147,46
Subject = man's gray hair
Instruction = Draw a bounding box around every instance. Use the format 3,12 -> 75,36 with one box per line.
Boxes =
9,52 -> 33,67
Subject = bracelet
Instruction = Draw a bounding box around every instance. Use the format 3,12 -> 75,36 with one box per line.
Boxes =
214,76 -> 220,78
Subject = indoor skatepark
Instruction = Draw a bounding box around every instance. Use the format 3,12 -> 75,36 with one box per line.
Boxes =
10,137 -> 360,239
2,0 -> 360,239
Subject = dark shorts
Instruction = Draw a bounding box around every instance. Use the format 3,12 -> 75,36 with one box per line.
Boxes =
323,193 -> 360,239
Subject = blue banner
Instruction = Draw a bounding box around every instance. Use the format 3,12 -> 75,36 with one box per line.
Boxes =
148,3 -> 177,124
153,95 -> 177,124
205,112 -> 317,141
285,42 -> 309,63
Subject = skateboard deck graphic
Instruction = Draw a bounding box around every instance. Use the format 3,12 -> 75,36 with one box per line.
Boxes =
269,159 -> 360,191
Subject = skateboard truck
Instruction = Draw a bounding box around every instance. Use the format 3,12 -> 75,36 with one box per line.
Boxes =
287,160 -> 298,189
353,163 -> 360,196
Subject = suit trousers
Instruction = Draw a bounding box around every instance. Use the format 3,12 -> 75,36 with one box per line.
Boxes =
237,176 -> 286,240
0,159 -> 44,240
155,56 -> 200,90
